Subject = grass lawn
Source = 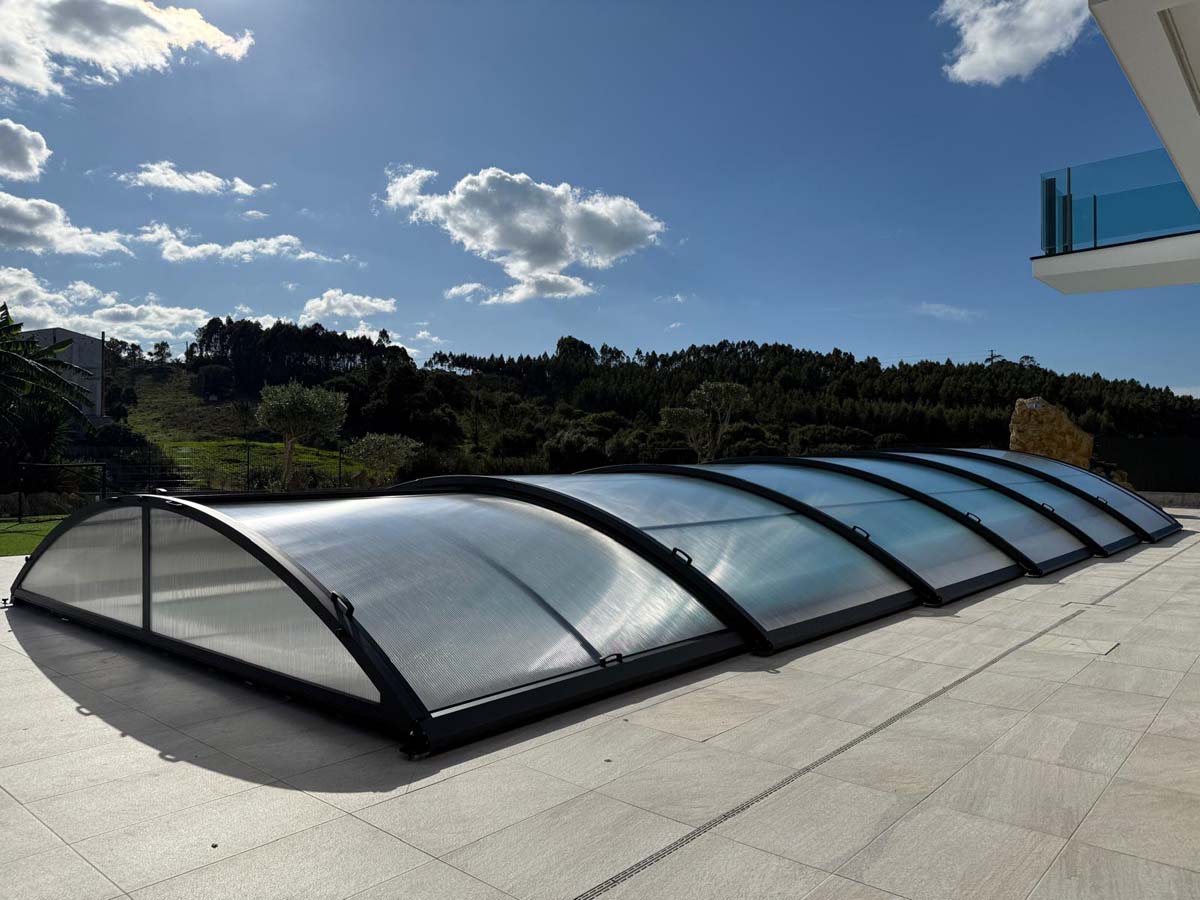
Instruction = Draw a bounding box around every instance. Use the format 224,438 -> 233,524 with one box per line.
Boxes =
123,368 -> 366,490
161,439 -> 364,490
0,516 -> 64,557
126,369 -> 250,442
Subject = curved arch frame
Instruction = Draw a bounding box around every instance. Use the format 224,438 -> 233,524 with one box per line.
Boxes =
717,455 -> 1040,575
578,463 -> 941,608
956,448 -> 1181,541
902,448 -> 1159,543
11,495 -> 430,744
395,475 -> 771,651
846,449 -> 1105,562
12,490 -> 746,754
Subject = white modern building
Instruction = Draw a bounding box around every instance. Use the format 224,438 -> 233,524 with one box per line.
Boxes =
24,326 -> 105,421
1035,0 -> 1200,292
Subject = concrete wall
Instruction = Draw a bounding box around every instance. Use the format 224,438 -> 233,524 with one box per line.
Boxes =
24,328 -> 102,419
1141,491 -> 1200,509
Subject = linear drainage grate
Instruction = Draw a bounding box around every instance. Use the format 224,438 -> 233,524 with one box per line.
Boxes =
572,607 -> 1087,900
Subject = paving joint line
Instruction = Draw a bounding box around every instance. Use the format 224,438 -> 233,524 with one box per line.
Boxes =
572,607 -> 1088,900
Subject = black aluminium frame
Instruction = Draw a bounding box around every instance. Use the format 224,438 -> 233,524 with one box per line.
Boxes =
843,450 -> 1103,565
8,451 -> 1180,754
717,456 -> 1040,575
958,448 -> 1181,540
896,448 -> 1172,546
695,458 -> 1026,601
11,495 -> 427,735
10,486 -> 746,754
577,463 -> 934,623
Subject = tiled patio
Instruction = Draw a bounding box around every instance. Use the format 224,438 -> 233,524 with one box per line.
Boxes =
3,511 -> 1200,899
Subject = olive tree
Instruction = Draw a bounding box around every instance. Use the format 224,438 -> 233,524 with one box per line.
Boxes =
256,382 -> 347,489
345,432 -> 422,486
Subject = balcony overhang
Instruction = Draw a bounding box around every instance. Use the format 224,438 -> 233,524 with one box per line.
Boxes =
1092,0 -> 1200,205
1033,229 -> 1200,293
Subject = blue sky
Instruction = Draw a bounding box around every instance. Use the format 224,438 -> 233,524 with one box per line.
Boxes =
1,0 -> 1197,392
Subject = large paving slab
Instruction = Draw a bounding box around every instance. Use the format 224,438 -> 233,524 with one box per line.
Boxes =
1,518 -> 1200,900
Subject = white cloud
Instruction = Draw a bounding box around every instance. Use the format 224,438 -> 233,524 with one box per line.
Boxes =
344,319 -> 380,339
0,190 -> 129,255
0,0 -> 253,96
281,281 -> 298,291
443,281 -> 485,301
117,160 -> 273,196
0,265 -> 207,343
935,0 -> 1090,86
667,321 -> 683,330
240,209 -> 269,221
248,313 -> 288,328
233,303 -> 253,315
1172,385 -> 1200,398
136,222 -> 335,263
414,328 -> 444,345
915,301 -> 983,322
655,292 -> 687,304
298,287 -> 395,325
0,119 -> 51,182
384,164 -> 664,305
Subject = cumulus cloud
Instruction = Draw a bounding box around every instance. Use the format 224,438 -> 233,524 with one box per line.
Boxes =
240,209 -> 269,221
298,288 -> 395,325
384,164 -> 664,305
667,321 -> 683,330
0,266 -> 207,343
0,0 -> 253,96
0,119 -> 52,182
414,328 -> 444,345
443,282 -> 485,301
136,222 -> 334,263
915,301 -> 983,322
935,0 -> 1090,86
117,160 -> 273,196
0,190 -> 129,255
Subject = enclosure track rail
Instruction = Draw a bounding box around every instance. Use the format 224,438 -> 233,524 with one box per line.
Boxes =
571,606 -> 1087,900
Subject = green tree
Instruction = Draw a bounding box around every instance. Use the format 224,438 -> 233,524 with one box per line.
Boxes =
345,432 -> 423,486
149,341 -> 173,364
256,382 -> 347,489
660,381 -> 751,462
0,303 -> 88,422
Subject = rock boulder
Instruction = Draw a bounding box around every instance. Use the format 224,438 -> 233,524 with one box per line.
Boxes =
1009,396 -> 1093,468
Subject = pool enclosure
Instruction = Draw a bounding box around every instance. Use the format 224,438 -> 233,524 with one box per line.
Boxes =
9,448 -> 1179,753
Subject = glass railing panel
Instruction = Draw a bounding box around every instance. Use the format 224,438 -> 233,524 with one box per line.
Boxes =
1039,148 -> 1200,255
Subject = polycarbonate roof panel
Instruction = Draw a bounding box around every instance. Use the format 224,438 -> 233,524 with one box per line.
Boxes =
964,449 -> 1175,536
516,473 -> 912,633
817,456 -> 1086,567
704,463 -> 1016,591
213,494 -> 722,711
21,506 -> 143,626
890,452 -> 1135,550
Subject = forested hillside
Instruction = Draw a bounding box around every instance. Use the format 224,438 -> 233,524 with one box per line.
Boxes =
138,317 -> 1200,476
